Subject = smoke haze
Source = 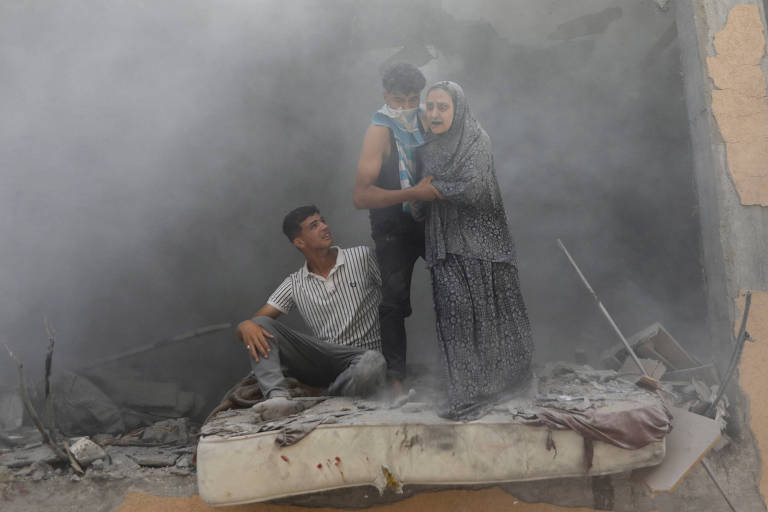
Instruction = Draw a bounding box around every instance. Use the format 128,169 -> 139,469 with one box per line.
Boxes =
0,0 -> 704,408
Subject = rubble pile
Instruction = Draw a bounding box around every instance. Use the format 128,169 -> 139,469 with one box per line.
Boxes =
600,322 -> 730,431
0,417 -> 198,483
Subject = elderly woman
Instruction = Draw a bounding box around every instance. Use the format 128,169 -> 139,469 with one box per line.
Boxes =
415,81 -> 533,420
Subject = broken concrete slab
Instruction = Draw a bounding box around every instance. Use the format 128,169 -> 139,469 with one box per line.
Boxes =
139,418 -> 191,444
87,376 -> 205,419
634,406 -> 721,493
117,446 -> 179,467
104,447 -> 141,475
603,323 -> 719,386
0,444 -> 59,469
629,323 -> 701,370
51,371 -> 124,435
94,379 -> 180,410
175,453 -> 194,469
69,437 -> 106,467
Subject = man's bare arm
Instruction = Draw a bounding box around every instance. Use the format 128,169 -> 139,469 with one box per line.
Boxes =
237,304 -> 282,361
354,124 -> 433,209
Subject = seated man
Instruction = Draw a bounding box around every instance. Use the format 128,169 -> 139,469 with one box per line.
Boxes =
237,205 -> 386,415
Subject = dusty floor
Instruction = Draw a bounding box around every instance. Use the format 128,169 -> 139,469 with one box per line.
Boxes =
116,488 -> 603,512
0,470 -> 607,512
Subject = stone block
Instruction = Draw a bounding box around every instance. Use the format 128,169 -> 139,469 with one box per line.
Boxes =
140,418 -> 190,444
69,437 -> 106,466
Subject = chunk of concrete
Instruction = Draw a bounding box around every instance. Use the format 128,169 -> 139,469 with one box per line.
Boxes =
30,461 -> 53,481
140,418 -> 190,444
608,323 -> 719,386
175,453 -> 194,469
628,323 -> 700,370
51,371 -> 125,435
121,446 -> 179,467
103,447 -> 141,478
634,406 -> 721,493
90,377 -> 203,418
0,444 -> 59,469
69,437 -> 106,466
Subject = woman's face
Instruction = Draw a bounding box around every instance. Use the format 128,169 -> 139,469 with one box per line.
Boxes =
425,88 -> 454,135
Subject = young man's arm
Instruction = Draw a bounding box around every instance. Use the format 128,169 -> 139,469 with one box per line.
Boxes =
237,304 -> 282,361
354,124 -> 438,209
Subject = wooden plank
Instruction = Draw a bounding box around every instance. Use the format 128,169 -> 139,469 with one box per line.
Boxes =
635,406 -> 721,494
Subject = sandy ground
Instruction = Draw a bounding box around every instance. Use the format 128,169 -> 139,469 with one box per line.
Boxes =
115,487 -> 603,512
737,290 -> 768,508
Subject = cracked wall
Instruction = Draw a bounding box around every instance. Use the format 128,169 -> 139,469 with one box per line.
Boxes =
678,0 -> 768,511
707,5 -> 768,205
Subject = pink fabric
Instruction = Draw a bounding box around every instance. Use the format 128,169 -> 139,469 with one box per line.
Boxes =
529,402 -> 673,469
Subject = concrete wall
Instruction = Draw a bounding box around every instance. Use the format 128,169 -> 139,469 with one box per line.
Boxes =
676,1 -> 768,510
676,0 -> 768,351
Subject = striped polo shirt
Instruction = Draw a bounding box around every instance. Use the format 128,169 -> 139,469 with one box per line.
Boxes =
267,246 -> 382,351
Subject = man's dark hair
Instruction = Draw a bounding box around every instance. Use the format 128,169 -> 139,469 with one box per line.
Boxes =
282,205 -> 320,242
381,62 -> 426,95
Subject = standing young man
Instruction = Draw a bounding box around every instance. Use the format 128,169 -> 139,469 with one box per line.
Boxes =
237,206 -> 386,414
353,63 -> 439,391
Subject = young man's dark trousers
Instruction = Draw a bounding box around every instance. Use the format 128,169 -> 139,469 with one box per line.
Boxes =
373,227 -> 425,382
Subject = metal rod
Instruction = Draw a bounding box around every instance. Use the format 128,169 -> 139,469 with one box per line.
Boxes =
79,322 -> 232,371
705,291 -> 751,417
557,239 -> 649,377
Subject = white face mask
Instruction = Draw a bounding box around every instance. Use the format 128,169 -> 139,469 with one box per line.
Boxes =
382,105 -> 419,130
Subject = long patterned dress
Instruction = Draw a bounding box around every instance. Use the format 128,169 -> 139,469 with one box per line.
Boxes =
419,81 -> 534,420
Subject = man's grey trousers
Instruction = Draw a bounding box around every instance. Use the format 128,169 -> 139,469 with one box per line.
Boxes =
249,316 -> 386,399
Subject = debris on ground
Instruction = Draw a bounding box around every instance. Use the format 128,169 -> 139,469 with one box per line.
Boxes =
69,438 -> 106,467
634,406 -> 722,493
49,372 -> 125,436
86,376 -> 205,421
0,416 -> 199,484
203,362 -> 671,457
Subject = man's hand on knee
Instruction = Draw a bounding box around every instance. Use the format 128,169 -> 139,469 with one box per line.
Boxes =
237,319 -> 274,361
